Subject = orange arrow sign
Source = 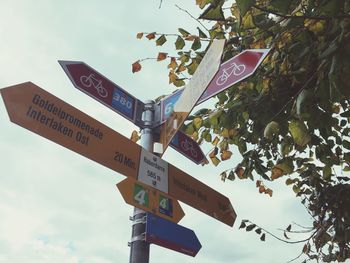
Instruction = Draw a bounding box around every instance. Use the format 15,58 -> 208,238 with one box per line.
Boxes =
1,82 -> 236,226
117,178 -> 185,223
1,82 -> 141,180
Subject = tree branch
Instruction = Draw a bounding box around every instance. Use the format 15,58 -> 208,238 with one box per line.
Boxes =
175,4 -> 209,32
253,5 -> 350,20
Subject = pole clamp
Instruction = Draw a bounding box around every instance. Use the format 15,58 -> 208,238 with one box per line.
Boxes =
127,233 -> 146,246
131,216 -> 146,226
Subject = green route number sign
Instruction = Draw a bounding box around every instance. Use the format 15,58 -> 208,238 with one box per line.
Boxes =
133,183 -> 149,207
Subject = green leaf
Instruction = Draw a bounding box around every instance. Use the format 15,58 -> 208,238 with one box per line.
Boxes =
239,221 -> 246,229
199,2 -> 225,21
187,59 -> 199,75
246,224 -> 256,231
156,35 -> 167,46
178,28 -> 190,37
227,170 -> 235,180
193,117 -> 203,130
191,37 -> 202,51
260,233 -> 266,241
175,36 -> 185,50
270,0 -> 292,14
343,140 -> 350,150
340,110 -> 350,117
197,27 -> 208,38
289,120 -> 311,147
236,0 -> 255,16
264,121 -> 280,140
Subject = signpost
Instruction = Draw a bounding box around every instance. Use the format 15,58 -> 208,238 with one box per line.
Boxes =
0,42 -> 271,262
59,60 -> 145,127
117,177 -> 185,223
159,39 -> 226,154
145,213 -> 202,257
0,81 -> 236,226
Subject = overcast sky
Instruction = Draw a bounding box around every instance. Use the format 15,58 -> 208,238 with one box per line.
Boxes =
0,1 -> 312,263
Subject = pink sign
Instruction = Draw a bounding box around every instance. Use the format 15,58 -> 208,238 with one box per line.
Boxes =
198,49 -> 270,104
170,130 -> 206,165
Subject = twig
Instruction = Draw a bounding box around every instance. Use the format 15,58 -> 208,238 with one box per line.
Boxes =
175,4 -> 209,32
253,4 -> 350,20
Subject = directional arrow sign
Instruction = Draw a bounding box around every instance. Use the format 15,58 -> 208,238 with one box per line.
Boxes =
159,49 -> 270,119
159,39 -> 225,154
145,212 -> 201,257
59,60 -> 145,127
117,177 -> 185,223
1,82 -> 236,226
1,82 -> 142,179
170,130 -> 206,165
198,49 -> 270,104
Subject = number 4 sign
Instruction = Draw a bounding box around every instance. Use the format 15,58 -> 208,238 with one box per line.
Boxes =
134,183 -> 150,207
117,177 -> 185,223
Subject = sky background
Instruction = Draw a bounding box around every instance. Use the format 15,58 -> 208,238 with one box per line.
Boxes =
0,1 -> 312,263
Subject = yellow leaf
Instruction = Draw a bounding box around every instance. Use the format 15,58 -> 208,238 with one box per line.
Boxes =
221,128 -> 229,138
136,32 -> 143,39
212,136 -> 220,146
209,147 -> 218,158
176,63 -> 186,73
193,117 -> 203,130
191,131 -> 199,141
157,52 -> 168,61
168,70 -> 177,84
265,188 -> 273,197
242,12 -> 255,29
221,150 -> 232,161
210,156 -> 221,166
130,130 -> 140,142
167,57 -> 178,70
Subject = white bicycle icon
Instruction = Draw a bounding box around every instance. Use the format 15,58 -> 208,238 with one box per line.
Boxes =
80,73 -> 108,98
216,62 -> 246,86
180,139 -> 197,158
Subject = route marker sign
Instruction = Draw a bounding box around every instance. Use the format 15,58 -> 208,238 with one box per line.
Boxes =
1,82 -> 236,226
159,49 -> 270,118
170,130 -> 206,165
198,49 -> 270,104
159,39 -> 225,154
145,212 -> 202,257
117,178 -> 185,223
59,60 -> 145,127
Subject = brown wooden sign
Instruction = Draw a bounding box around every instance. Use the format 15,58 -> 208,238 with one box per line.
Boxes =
1,82 -> 236,226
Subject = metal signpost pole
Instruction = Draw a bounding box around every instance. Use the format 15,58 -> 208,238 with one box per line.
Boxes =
129,100 -> 154,263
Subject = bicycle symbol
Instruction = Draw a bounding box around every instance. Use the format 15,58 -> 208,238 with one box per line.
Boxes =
216,62 -> 246,86
80,73 -> 108,98
180,139 -> 198,158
